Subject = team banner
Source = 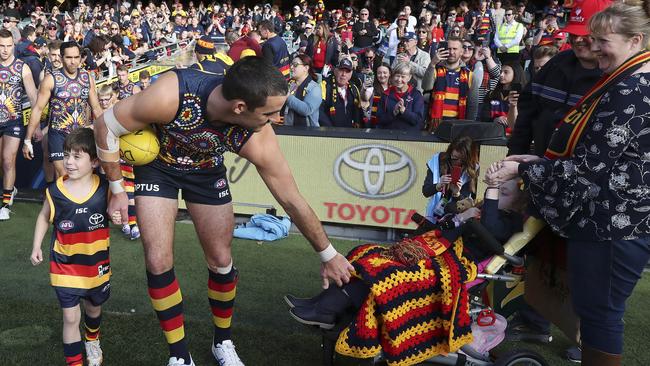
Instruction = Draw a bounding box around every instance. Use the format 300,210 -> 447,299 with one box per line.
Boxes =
222,135 -> 507,229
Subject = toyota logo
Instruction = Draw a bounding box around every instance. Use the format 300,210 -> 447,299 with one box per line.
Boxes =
89,213 -> 105,225
334,144 -> 416,199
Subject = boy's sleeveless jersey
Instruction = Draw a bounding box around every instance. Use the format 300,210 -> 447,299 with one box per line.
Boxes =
47,175 -> 111,295
154,68 -> 253,171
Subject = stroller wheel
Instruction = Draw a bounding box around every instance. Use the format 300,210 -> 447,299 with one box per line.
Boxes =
493,349 -> 548,366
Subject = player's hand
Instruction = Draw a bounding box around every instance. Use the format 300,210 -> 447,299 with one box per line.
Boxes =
33,128 -> 44,142
108,191 -> 129,226
320,253 -> 354,289
110,211 -> 122,225
30,248 -> 43,266
22,139 -> 34,160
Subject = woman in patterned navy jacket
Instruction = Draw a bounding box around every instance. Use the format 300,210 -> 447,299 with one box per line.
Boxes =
492,2 -> 650,365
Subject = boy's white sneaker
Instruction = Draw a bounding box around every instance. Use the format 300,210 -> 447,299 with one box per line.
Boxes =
167,356 -> 195,366
0,206 -> 10,221
84,340 -> 103,366
121,224 -> 131,236
212,340 -> 245,366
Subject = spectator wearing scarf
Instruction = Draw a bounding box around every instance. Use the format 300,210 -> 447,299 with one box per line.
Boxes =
319,58 -> 362,127
284,54 -> 321,127
376,62 -> 424,131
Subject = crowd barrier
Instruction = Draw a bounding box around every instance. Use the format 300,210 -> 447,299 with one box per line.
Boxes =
223,126 -> 508,229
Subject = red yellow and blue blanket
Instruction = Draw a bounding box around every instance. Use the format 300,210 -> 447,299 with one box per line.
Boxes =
335,231 -> 477,366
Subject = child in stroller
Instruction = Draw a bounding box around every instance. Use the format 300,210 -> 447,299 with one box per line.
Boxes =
285,178 -> 548,366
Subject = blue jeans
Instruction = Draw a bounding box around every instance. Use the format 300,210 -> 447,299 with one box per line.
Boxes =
567,237 -> 650,354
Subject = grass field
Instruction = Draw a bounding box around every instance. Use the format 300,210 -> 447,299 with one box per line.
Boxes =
1,201 -> 648,366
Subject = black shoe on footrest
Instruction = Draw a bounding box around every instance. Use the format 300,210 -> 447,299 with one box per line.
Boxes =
289,306 -> 336,329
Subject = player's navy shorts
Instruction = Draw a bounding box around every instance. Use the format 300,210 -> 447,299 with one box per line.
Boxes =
54,283 -> 111,309
134,160 -> 232,205
48,128 -> 67,161
0,119 -> 25,139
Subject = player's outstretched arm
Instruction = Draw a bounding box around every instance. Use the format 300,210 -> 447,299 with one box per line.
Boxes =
239,124 -> 354,288
93,71 -> 179,222
30,199 -> 51,266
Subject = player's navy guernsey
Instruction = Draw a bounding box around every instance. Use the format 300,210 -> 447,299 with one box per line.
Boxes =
0,58 -> 26,125
154,68 -> 253,171
49,69 -> 92,133
118,81 -> 136,100
46,175 -> 110,295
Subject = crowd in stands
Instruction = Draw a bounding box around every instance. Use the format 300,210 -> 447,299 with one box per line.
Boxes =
2,0 -> 575,132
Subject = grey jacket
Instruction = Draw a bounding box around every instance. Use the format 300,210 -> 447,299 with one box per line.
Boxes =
392,48 -> 431,93
283,79 -> 322,127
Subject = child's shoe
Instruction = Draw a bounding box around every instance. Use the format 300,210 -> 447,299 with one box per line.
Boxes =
84,340 -> 103,366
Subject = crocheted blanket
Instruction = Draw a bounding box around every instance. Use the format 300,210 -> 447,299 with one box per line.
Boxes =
335,231 -> 477,366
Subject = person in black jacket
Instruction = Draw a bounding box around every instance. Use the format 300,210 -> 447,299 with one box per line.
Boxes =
507,50 -> 601,156
351,8 -> 378,52
319,58 -> 363,128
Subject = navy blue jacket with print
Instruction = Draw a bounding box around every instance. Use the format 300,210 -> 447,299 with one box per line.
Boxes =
520,72 -> 650,241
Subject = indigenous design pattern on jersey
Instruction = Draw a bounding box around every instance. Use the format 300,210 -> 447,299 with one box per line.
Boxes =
0,59 -> 25,125
118,82 -> 136,100
47,175 -> 110,295
49,69 -> 91,133
156,68 -> 253,170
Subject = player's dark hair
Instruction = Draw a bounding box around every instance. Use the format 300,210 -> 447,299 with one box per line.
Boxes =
64,128 -> 98,160
257,20 -> 275,33
222,56 -> 288,111
60,41 -> 81,55
0,29 -> 13,40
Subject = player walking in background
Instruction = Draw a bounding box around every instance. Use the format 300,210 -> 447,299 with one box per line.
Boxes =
97,84 -> 140,240
30,128 -> 122,366
0,29 -> 38,221
115,64 -> 141,100
23,41 -> 103,178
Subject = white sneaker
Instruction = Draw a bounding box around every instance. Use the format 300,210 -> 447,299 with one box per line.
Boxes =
84,340 -> 103,366
8,187 -> 17,206
167,356 -> 195,366
121,224 -> 131,236
212,340 -> 245,366
130,225 -> 141,240
0,206 -> 10,221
